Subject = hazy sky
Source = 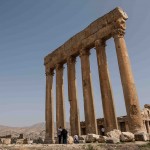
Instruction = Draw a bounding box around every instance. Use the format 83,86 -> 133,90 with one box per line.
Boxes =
0,0 -> 150,127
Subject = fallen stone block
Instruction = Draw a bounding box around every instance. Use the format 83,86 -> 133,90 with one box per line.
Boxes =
134,132 -> 149,141
67,136 -> 74,144
79,140 -> 85,143
106,137 -> 120,144
106,129 -> 122,139
97,135 -> 107,143
79,135 -> 86,140
85,134 -> 99,143
120,132 -> 135,142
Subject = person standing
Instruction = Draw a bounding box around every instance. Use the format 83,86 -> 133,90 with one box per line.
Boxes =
61,128 -> 68,144
74,134 -> 79,144
101,127 -> 105,136
57,126 -> 62,144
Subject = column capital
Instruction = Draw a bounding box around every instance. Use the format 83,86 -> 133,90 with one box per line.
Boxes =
112,18 -> 126,38
55,63 -> 64,71
112,28 -> 125,38
45,68 -> 54,76
95,39 -> 106,47
79,49 -> 90,57
67,56 -> 76,64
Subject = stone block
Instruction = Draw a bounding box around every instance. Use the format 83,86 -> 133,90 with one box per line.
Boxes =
79,135 -> 86,140
120,132 -> 135,142
106,137 -> 120,144
134,132 -> 149,141
16,139 -> 24,144
85,134 -> 99,143
27,140 -> 33,144
2,138 -> 11,144
67,136 -> 74,144
97,135 -> 106,143
106,129 -> 122,139
79,140 -> 85,143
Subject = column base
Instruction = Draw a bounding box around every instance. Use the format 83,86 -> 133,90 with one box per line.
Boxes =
44,137 -> 55,144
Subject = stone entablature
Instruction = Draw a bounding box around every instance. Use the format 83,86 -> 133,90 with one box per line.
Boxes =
44,7 -> 128,69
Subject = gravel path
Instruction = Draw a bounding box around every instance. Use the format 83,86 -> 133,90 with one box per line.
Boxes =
0,142 -> 150,150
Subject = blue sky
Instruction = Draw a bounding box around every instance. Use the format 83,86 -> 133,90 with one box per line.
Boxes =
0,0 -> 149,127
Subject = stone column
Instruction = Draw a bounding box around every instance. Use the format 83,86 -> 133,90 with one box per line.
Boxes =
145,121 -> 150,133
45,68 -> 55,143
125,121 -> 129,132
113,28 -> 144,133
56,64 -> 66,130
80,49 -> 98,134
95,40 -> 118,133
67,56 -> 81,136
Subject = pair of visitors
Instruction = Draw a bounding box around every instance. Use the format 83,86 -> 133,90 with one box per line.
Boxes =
57,127 -> 68,144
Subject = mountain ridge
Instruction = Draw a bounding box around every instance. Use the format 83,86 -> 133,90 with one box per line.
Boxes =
0,122 -> 69,139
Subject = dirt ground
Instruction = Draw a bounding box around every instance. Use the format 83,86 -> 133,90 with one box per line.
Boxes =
0,142 -> 150,150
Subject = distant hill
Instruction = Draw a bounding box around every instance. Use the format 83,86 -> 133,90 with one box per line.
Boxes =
0,122 -> 70,139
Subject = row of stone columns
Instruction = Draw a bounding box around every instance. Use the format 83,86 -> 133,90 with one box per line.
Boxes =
45,31 -> 144,143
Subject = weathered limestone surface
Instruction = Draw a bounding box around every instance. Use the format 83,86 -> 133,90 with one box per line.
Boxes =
56,64 -> 66,129
45,69 -> 55,143
85,134 -> 99,143
95,40 -> 118,133
120,132 -> 135,142
44,7 -> 145,139
80,49 -> 97,134
67,57 -> 81,136
44,7 -> 128,69
106,129 -> 122,140
113,30 -> 144,133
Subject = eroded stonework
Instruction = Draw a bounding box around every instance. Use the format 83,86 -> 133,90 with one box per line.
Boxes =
44,7 -> 128,69
44,7 -> 145,143
81,105 -> 150,135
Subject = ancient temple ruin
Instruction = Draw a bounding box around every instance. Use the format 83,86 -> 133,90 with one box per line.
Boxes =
44,7 -> 145,143
80,104 -> 150,135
